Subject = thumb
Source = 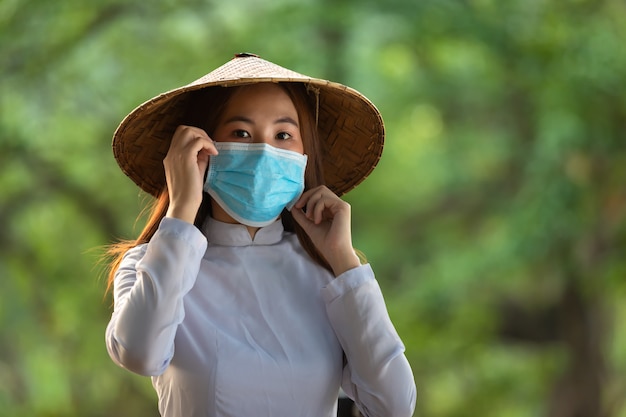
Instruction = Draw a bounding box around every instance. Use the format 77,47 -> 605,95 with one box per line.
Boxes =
290,206 -> 314,234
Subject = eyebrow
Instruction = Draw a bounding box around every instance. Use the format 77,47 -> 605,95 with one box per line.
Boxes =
223,116 -> 299,128
275,117 -> 299,127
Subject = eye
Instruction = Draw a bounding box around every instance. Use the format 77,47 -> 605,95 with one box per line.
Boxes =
276,132 -> 292,140
233,129 -> 250,138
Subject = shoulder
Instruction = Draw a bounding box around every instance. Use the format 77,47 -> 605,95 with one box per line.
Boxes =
118,243 -> 148,268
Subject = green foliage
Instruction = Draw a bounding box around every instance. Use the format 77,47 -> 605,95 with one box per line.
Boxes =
1,0 -> 625,416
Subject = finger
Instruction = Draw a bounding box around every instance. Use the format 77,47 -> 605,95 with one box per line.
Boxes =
305,192 -> 326,222
306,187 -> 342,221
170,137 -> 217,173
311,196 -> 333,224
294,185 -> 329,209
290,205 -> 310,228
197,148 -> 211,174
191,139 -> 219,163
294,189 -> 313,209
173,126 -> 217,154
174,124 -> 208,139
291,206 -> 323,241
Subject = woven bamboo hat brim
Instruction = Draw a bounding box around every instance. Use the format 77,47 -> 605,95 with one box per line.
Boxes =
112,53 -> 384,197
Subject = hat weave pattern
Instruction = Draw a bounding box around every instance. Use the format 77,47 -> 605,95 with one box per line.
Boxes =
113,54 -> 384,197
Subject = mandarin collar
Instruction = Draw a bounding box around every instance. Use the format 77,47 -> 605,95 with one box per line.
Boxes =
202,217 -> 284,247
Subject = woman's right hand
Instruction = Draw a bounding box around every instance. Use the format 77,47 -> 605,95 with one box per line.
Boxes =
163,125 -> 218,224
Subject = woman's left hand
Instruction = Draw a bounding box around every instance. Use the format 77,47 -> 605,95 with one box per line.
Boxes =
291,185 -> 361,277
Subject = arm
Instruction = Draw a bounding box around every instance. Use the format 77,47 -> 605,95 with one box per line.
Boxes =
322,265 -> 417,417
105,217 -> 207,376
291,186 -> 416,415
106,125 -> 214,375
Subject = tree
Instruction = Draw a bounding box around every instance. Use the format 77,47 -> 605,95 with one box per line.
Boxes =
1,0 -> 625,415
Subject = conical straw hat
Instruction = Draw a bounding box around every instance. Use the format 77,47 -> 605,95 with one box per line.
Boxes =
112,53 -> 384,197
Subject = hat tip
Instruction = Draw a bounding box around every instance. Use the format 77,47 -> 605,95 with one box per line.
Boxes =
234,52 -> 260,58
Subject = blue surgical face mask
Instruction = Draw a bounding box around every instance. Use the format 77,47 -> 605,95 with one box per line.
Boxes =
203,142 -> 308,227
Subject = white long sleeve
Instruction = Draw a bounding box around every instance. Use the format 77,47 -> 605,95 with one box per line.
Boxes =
324,268 -> 417,417
105,217 -> 416,417
106,217 -> 207,375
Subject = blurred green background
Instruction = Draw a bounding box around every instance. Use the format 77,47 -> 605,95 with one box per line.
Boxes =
1,0 -> 625,416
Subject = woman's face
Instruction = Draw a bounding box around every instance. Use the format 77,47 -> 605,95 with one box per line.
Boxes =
212,83 -> 304,155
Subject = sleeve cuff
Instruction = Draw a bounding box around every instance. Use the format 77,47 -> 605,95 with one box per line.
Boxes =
156,217 -> 208,254
321,263 -> 375,303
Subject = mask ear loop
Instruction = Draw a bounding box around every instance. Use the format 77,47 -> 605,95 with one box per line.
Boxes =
306,84 -> 320,129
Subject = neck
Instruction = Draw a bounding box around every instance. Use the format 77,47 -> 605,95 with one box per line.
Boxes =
246,226 -> 260,240
210,200 -> 260,239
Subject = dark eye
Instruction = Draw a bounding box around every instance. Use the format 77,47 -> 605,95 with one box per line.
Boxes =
276,132 -> 292,140
234,130 -> 250,138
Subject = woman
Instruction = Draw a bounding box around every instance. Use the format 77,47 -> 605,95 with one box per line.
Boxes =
105,53 -> 416,417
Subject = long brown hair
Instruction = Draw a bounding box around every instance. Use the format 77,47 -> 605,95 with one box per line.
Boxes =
104,82 -> 330,294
